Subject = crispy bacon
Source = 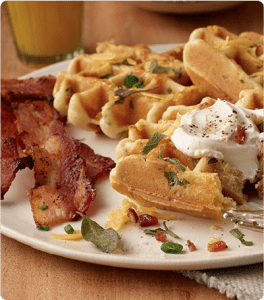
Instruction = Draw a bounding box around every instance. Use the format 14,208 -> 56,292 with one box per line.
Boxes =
76,142 -> 116,182
27,134 -> 97,227
1,76 -> 56,104
1,102 -> 33,198
13,100 -> 115,227
1,137 -> 33,198
1,77 -> 116,227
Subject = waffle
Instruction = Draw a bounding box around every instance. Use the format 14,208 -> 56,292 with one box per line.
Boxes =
53,41 -> 207,138
52,27 -> 263,220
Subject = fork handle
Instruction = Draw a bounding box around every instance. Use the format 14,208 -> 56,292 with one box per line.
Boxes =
221,209 -> 264,232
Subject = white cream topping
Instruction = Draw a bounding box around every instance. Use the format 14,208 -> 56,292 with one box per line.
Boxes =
171,99 -> 263,180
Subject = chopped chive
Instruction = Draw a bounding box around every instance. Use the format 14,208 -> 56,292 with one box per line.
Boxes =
143,228 -> 166,236
163,221 -> 179,238
161,242 -> 183,254
38,205 -> 48,211
64,224 -> 74,234
36,225 -> 50,231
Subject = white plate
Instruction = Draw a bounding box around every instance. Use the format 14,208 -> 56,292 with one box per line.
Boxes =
2,44 -> 263,271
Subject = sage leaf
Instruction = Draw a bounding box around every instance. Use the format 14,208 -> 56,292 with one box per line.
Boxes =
161,157 -> 186,172
149,60 -> 170,73
229,228 -> 253,246
165,172 -> 189,187
141,132 -> 166,155
81,214 -> 121,253
161,242 -> 183,254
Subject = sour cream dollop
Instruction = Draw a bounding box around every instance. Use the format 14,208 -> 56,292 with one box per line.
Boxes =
171,99 -> 263,180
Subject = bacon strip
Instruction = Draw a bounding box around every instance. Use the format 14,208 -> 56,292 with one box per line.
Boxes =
76,142 -> 116,182
1,102 -> 33,198
1,76 -> 56,104
27,134 -> 97,227
1,76 -> 116,227
1,136 -> 33,198
13,100 -> 115,227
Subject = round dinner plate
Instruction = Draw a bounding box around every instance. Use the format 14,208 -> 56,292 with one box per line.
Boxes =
2,44 -> 263,271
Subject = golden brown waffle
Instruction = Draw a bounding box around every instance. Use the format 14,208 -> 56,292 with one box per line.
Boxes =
52,27 -> 263,220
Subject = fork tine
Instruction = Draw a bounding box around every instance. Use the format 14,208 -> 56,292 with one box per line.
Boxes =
221,209 -> 264,232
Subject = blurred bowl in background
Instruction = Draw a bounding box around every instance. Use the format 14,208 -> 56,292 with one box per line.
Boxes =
131,1 -> 244,15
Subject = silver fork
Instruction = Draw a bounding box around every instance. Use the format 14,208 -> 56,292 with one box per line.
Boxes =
221,209 -> 264,232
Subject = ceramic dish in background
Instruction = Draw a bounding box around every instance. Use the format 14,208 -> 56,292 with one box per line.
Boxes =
131,1 -> 244,15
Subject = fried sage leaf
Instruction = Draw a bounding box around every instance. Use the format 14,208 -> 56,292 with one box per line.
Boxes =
141,132 -> 166,155
81,214 -> 121,253
165,172 -> 189,187
149,59 -> 182,74
229,228 -> 253,246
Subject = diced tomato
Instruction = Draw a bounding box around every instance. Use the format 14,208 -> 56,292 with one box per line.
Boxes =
138,214 -> 158,227
155,230 -> 167,242
207,241 -> 227,252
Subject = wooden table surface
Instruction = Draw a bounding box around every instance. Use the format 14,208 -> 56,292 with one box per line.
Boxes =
1,2 -> 263,300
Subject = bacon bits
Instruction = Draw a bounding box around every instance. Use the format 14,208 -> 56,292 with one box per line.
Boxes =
187,240 -> 197,251
235,125 -> 246,144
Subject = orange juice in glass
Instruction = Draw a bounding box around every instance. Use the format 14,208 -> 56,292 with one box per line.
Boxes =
4,1 -> 84,68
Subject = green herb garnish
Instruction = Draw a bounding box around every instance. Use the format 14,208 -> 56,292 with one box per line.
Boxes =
163,221 -> 179,238
161,242 -> 183,254
149,60 -> 170,73
161,157 -> 186,172
149,60 -> 182,74
229,228 -> 253,246
64,224 -> 74,234
38,205 -> 48,211
124,74 -> 144,89
192,158 -> 198,168
143,228 -> 166,236
80,214 -> 121,253
165,172 -> 189,187
141,132 -> 166,155
36,225 -> 50,231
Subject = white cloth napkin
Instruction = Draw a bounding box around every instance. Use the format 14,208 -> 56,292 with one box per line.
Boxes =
178,263 -> 263,300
